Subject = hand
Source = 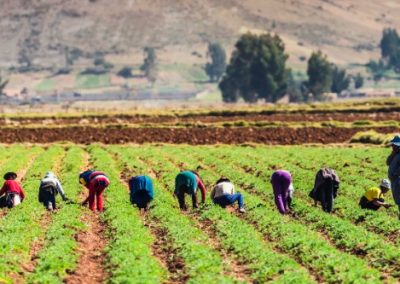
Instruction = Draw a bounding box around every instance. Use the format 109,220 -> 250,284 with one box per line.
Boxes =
384,204 -> 393,208
81,201 -> 88,207
63,197 -> 69,202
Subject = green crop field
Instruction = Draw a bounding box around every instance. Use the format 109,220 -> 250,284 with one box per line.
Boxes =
0,144 -> 398,283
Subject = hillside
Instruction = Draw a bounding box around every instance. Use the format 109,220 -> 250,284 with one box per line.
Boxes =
1,0 -> 400,70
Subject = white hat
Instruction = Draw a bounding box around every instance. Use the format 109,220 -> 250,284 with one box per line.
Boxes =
380,179 -> 391,190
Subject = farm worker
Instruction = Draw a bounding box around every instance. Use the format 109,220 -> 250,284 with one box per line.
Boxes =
174,170 -> 206,210
387,135 -> 400,218
270,170 -> 292,214
129,175 -> 154,211
211,176 -> 245,213
309,168 -> 340,213
0,172 -> 25,208
359,179 -> 392,211
79,170 -> 110,212
38,172 -> 68,211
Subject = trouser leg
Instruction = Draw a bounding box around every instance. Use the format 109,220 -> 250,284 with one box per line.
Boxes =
88,188 -> 96,211
96,188 -> 105,211
229,193 -> 244,208
191,192 -> 198,208
177,187 -> 186,210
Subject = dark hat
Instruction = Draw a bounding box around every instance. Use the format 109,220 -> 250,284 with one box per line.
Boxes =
390,135 -> 400,146
4,172 -> 17,180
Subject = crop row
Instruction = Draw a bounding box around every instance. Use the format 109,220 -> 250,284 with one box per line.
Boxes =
27,146 -> 87,283
159,145 -> 384,283
108,146 -> 239,283
135,146 -> 317,283
0,146 -> 63,281
88,145 -> 167,283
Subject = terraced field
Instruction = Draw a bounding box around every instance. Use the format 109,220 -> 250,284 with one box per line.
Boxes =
0,144 -> 397,283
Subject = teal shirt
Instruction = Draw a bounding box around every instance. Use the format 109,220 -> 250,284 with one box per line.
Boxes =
175,171 -> 197,194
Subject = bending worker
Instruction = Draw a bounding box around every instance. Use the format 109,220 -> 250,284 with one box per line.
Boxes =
38,171 -> 68,211
211,176 -> 245,213
79,170 -> 110,212
174,170 -> 206,210
129,175 -> 154,211
359,179 -> 392,211
270,170 -> 293,215
309,168 -> 340,213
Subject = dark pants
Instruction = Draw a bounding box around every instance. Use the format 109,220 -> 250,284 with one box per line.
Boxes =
131,191 -> 152,209
213,193 -> 244,208
359,196 -> 383,211
176,185 -> 198,210
41,190 -> 56,210
318,180 -> 335,213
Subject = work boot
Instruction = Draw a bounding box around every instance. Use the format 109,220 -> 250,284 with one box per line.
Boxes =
239,207 -> 246,213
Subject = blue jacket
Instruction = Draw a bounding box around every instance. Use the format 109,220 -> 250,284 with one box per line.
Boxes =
129,176 -> 154,200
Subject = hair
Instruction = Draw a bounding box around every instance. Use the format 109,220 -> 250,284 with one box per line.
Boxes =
216,176 -> 230,184
4,172 -> 17,180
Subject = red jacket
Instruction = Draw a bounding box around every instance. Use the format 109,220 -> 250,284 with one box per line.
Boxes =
0,180 -> 25,200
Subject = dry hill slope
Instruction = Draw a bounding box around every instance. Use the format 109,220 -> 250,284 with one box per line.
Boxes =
0,0 -> 399,68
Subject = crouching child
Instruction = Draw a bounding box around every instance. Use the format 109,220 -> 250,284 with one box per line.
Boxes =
39,171 -> 68,211
0,172 -> 25,208
129,175 -> 154,211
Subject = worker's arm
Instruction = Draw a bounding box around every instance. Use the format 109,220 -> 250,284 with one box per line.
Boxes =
197,178 -> 206,203
372,199 -> 392,208
19,186 -> 25,200
0,182 -> 6,197
56,179 -> 67,200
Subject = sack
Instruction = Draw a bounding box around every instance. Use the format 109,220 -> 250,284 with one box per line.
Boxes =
40,180 -> 57,193
6,193 -> 20,208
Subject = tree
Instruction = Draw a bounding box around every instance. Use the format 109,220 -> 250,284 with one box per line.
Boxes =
354,73 -> 364,89
306,51 -> 333,100
331,66 -> 350,94
140,47 -> 158,85
367,59 -> 387,83
219,33 -> 289,103
380,28 -> 400,59
205,42 -> 226,82
0,76 -> 8,97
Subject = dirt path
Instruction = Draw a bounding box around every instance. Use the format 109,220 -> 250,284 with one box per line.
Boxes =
64,211 -> 108,284
64,151 -> 109,284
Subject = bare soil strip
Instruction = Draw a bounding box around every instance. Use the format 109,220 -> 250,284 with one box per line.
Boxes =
64,211 -> 108,284
119,170 -> 183,283
65,151 -> 109,284
0,126 -> 398,144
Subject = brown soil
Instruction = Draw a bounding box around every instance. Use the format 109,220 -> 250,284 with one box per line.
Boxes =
64,211 -> 108,284
188,212 -> 254,283
148,220 -> 188,284
0,126 -> 398,144
5,111 -> 400,126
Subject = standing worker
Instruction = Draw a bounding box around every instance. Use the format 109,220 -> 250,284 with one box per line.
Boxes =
359,179 -> 392,211
174,170 -> 206,210
309,168 -> 340,213
211,176 -> 245,213
129,175 -> 154,211
38,172 -> 68,211
387,135 -> 400,218
0,172 -> 25,208
270,170 -> 292,215
79,170 -> 110,212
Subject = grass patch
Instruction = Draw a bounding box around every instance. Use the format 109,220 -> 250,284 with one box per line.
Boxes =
75,74 -> 111,89
35,79 -> 56,92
